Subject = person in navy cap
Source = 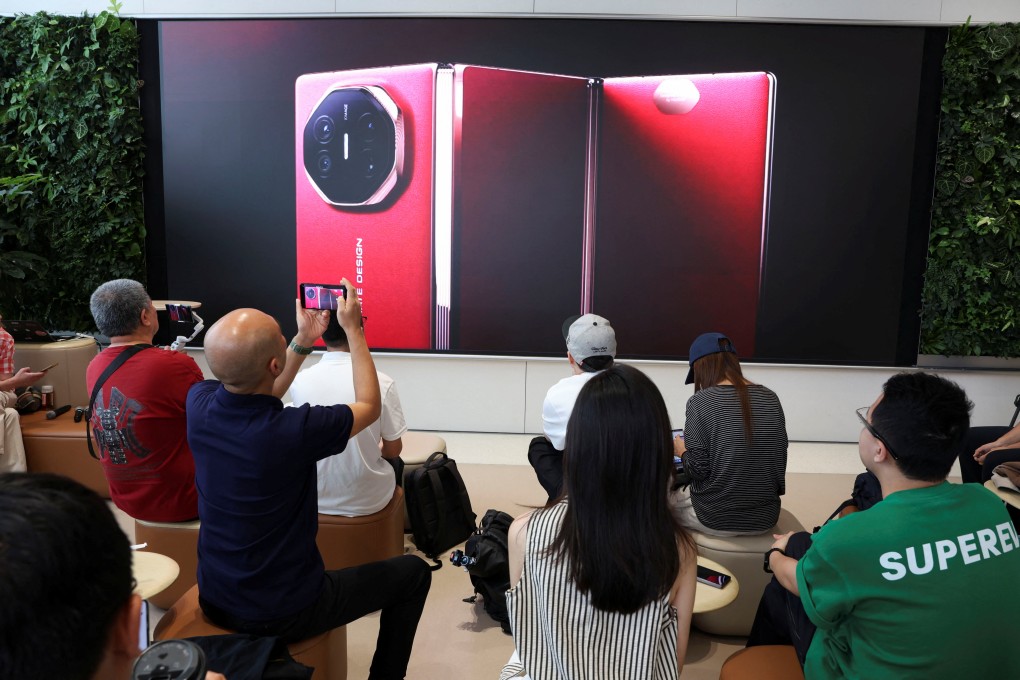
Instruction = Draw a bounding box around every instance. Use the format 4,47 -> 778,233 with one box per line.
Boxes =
671,331 -> 788,535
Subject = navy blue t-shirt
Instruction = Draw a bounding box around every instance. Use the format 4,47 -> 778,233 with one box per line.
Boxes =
187,380 -> 353,622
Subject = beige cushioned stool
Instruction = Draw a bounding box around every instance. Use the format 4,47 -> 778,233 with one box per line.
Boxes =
690,507 -> 805,636
134,518 -> 200,610
317,487 -> 405,571
20,411 -> 110,498
154,584 -> 347,680
720,645 -> 804,680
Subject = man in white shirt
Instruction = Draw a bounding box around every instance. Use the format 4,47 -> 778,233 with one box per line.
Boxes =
529,314 -> 617,502
289,312 -> 406,516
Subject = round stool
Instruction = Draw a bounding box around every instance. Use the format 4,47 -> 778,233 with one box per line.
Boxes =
153,584 -> 347,680
720,646 -> 803,680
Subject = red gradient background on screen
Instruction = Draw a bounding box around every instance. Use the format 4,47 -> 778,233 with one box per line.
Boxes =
451,66 -> 590,353
594,72 -> 773,357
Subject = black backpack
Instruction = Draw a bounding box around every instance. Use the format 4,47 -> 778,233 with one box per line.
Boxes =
452,508 -> 514,634
404,451 -> 477,569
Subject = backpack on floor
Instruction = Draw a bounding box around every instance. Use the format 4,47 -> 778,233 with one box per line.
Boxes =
405,451 -> 477,570
453,508 -> 514,634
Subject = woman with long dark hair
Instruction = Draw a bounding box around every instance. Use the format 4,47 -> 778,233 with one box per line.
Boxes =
672,332 -> 788,536
500,364 -> 697,680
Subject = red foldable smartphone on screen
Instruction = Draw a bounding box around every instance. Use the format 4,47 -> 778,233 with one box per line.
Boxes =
297,66 -> 775,355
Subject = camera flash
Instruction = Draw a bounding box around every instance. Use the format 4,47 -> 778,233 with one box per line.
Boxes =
344,132 -> 349,160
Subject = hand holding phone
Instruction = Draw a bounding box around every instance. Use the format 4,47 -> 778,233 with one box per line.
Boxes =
38,362 -> 58,373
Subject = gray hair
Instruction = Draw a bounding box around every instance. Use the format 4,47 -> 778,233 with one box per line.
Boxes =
90,279 -> 151,337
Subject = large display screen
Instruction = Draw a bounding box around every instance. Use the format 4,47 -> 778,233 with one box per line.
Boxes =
150,18 -> 945,365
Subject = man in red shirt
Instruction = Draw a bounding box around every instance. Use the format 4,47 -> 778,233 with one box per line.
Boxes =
87,280 -> 204,521
0,311 -> 47,474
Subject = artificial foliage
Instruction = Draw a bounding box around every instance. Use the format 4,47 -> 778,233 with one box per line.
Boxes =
921,22 -> 1020,357
0,10 -> 144,330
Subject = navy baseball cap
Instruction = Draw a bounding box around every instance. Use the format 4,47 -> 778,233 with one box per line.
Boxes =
685,332 -> 736,384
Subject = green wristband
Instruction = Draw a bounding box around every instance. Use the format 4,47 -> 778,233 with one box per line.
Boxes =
288,340 -> 313,355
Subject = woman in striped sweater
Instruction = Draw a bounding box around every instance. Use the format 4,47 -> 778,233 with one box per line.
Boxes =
672,332 -> 788,536
501,364 -> 697,680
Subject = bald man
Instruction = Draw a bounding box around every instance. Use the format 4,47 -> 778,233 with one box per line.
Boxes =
186,279 -> 431,679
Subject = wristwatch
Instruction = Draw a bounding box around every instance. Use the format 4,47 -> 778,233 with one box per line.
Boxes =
288,340 -> 314,355
763,547 -> 787,574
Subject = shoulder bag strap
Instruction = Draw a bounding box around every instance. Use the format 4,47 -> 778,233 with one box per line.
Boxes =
85,344 -> 152,460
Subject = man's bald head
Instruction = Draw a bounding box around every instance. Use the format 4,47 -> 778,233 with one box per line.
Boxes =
204,308 -> 287,393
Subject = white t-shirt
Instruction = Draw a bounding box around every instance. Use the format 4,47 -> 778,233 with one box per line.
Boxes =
289,351 -> 407,516
541,371 -> 599,451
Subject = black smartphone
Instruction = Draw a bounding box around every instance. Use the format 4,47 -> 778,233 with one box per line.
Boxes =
672,428 -> 684,471
300,282 -> 347,310
696,564 -> 732,589
132,640 -> 206,680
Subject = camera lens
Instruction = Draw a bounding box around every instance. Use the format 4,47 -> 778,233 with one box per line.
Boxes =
316,150 -> 333,177
360,148 -> 377,178
358,112 -> 379,140
313,115 -> 335,143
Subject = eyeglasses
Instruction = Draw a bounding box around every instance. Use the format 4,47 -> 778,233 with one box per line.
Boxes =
856,406 -> 899,460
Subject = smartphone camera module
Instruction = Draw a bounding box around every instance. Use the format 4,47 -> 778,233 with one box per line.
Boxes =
303,86 -> 404,206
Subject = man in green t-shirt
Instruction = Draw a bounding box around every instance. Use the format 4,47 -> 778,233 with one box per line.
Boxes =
759,371 -> 1020,679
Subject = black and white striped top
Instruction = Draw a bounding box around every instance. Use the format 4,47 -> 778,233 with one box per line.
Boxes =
501,502 -> 679,680
684,384 -> 788,533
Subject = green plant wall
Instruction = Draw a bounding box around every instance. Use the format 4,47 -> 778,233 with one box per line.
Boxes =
0,11 -> 144,330
921,22 -> 1020,358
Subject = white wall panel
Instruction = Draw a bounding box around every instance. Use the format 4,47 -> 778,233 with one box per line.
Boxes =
373,354 -> 528,432
942,0 -> 1020,23
336,0 -> 535,14
737,0 -> 942,23
3,0 -> 133,14
533,0 -> 736,17
141,0 -> 334,14
187,349 -> 1019,441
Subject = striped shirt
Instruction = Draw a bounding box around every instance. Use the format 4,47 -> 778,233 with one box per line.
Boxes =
684,384 -> 788,533
0,327 -> 14,376
501,502 -> 679,680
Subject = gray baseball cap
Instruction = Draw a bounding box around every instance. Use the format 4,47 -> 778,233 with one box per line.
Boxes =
563,314 -> 617,364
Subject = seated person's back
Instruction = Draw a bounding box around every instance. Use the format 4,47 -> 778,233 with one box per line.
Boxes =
674,332 -> 787,535
289,312 -> 405,516
761,371 -> 1020,679
87,279 -> 204,522
187,285 -> 431,678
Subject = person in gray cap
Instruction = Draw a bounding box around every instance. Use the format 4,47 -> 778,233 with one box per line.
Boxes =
528,313 -> 617,503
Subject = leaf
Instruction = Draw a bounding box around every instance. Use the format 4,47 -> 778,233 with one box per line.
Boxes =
975,144 -> 995,164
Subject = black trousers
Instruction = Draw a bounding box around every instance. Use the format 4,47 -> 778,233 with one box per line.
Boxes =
527,435 -> 564,505
957,425 -> 1020,483
746,531 -> 816,666
201,555 -> 431,680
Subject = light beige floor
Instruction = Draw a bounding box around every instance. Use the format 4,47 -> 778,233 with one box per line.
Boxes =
119,450 -> 884,679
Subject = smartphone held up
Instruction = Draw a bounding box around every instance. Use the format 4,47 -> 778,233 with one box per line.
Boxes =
300,283 -> 348,311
